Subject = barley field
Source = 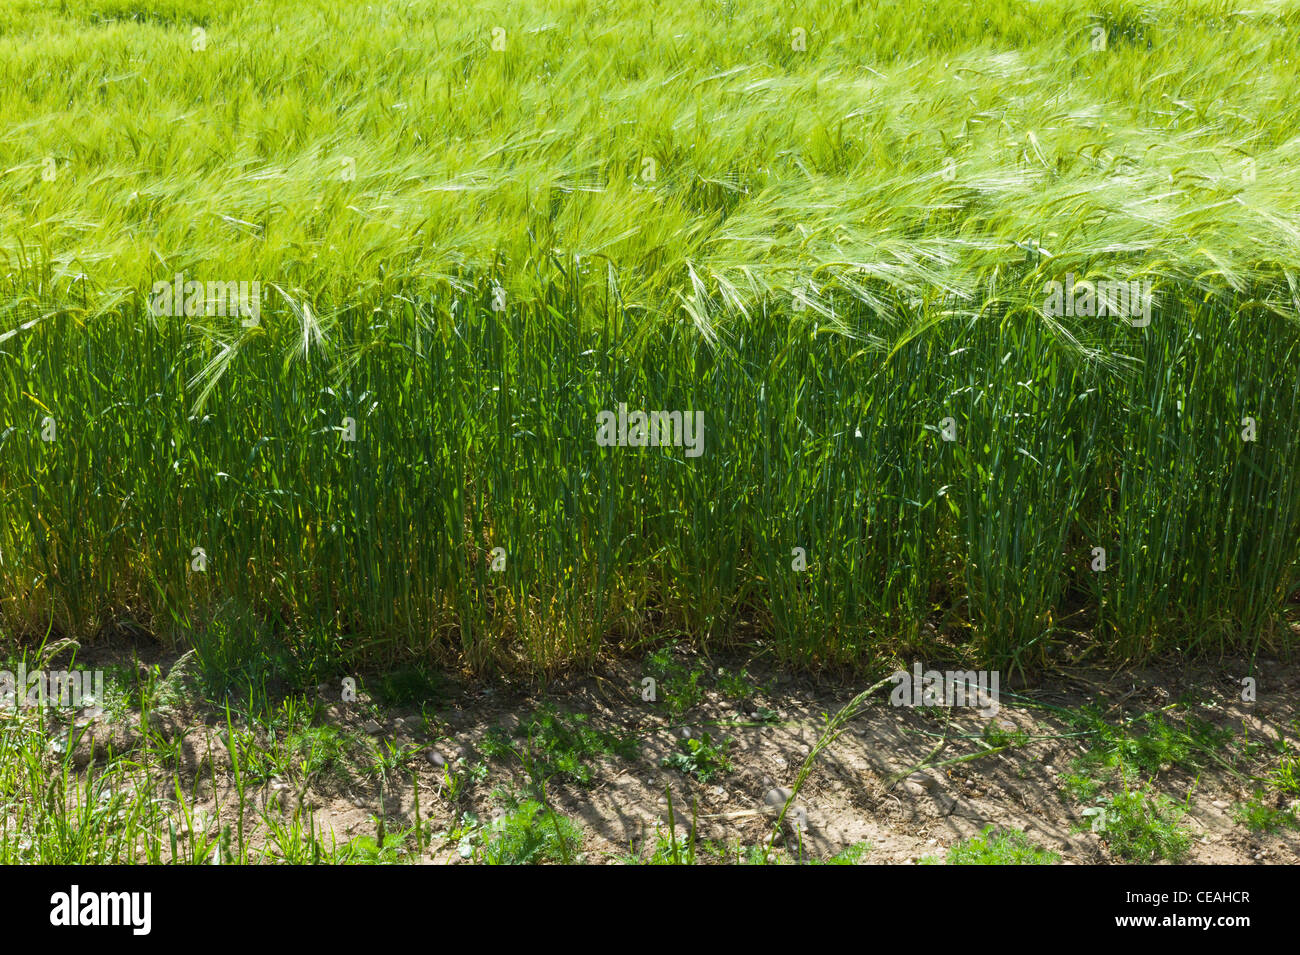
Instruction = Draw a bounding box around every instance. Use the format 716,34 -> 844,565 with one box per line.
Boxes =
3,0 -> 1300,679
4,0 -> 1300,876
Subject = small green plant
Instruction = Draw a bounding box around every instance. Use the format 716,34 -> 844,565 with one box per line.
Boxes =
1087,787 -> 1192,863
287,724 -> 348,781
477,731 -> 514,762
262,809 -> 348,864
483,706 -> 636,787
1068,706 -> 1233,777
370,664 -> 447,709
1229,742 -> 1300,832
639,829 -> 708,865
341,822 -> 410,863
367,738 -> 421,777
639,785 -> 704,864
1269,752 -> 1300,795
1231,794 -> 1299,833
1061,705 -> 1233,807
440,758 -> 489,807
815,842 -> 870,865
662,732 -> 733,782
1062,769 -> 1101,802
715,667 -> 755,700
228,696 -> 353,786
943,826 -> 1059,865
715,666 -> 771,709
646,649 -> 705,718
478,798 -> 582,865
186,599 -> 291,711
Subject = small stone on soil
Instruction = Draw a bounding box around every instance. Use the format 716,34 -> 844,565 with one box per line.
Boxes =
763,787 -> 793,814
906,772 -> 938,791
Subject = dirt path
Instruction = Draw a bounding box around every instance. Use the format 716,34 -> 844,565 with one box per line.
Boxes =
60,647 -> 1293,864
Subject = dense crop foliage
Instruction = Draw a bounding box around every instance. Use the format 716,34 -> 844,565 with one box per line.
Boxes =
3,0 -> 1300,674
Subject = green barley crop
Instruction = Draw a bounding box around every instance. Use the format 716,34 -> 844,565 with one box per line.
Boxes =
3,0 -> 1300,675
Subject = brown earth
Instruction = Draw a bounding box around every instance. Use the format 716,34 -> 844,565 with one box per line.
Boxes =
40,644 -> 1300,865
